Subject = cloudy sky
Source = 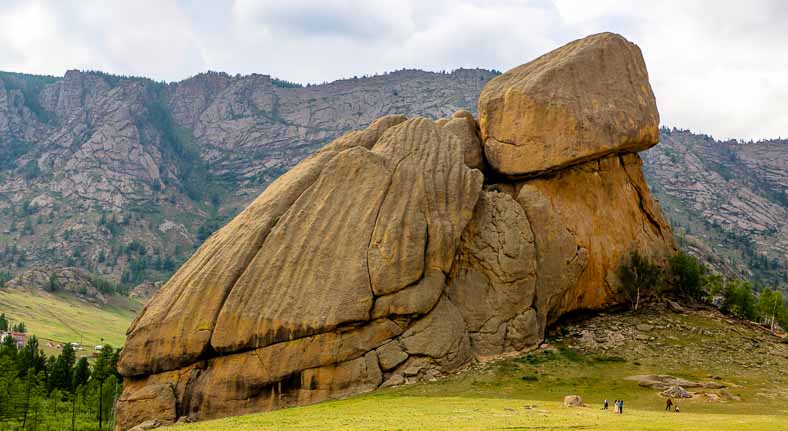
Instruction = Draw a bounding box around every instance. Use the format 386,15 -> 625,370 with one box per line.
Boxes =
0,0 -> 786,140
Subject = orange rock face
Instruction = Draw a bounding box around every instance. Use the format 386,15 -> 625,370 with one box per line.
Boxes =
116,33 -> 675,430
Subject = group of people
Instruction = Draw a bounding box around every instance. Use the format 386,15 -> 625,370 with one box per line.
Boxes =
602,398 -> 681,414
602,399 -> 624,413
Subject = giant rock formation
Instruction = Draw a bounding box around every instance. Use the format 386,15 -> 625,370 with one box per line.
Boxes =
115,33 -> 676,430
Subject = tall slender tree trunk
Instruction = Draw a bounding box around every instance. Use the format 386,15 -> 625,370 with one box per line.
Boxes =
22,371 -> 31,428
98,380 -> 103,431
72,390 -> 77,431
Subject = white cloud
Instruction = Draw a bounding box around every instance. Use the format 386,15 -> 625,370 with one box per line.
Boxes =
0,0 -> 785,139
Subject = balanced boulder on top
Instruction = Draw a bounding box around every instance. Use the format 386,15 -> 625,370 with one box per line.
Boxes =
478,32 -> 659,177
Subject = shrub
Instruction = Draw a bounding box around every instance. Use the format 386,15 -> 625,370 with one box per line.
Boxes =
721,279 -> 756,320
559,346 -> 583,363
669,251 -> 706,300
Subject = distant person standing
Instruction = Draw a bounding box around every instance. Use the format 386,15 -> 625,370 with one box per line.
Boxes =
619,399 -> 624,414
666,398 -> 673,411
614,400 -> 619,413
604,399 -> 609,410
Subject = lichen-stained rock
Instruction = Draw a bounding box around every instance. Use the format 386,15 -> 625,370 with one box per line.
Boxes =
375,341 -> 409,371
447,191 -> 538,358
371,270 -> 445,318
118,149 -> 337,376
478,32 -> 659,177
515,184 -> 589,333
516,153 -> 675,326
188,352 -> 383,422
210,147 -> 391,352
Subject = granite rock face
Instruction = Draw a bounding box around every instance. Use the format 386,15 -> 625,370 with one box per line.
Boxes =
478,32 -> 659,177
116,33 -> 676,429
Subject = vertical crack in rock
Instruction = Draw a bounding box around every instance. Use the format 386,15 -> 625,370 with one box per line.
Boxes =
619,154 -> 668,241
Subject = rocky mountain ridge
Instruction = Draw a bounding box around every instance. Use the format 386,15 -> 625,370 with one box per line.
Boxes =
0,60 -> 785,295
643,129 -> 787,287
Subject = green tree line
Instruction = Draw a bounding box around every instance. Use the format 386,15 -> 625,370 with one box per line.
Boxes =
0,333 -> 121,430
619,251 -> 788,331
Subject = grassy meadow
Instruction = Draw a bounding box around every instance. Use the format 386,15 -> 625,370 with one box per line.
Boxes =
0,287 -> 139,353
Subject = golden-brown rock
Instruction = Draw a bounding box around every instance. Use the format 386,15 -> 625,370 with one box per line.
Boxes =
118,117 -> 409,377
516,153 -> 675,324
441,111 -> 484,170
447,191 -> 539,358
478,32 -> 659,177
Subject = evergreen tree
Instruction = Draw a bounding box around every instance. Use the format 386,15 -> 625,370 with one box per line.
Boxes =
49,343 -> 76,392
73,357 -> 90,389
47,272 -> 59,292
17,335 -> 45,376
0,313 -> 8,331
668,251 -> 706,299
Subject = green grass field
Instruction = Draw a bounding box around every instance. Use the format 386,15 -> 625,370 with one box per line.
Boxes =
0,287 -> 139,353
176,395 -> 785,431
175,307 -> 788,431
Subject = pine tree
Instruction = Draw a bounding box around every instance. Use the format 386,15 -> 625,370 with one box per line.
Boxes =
50,343 -> 76,392
73,357 -> 90,389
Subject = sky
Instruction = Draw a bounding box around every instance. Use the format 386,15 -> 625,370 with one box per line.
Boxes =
0,0 -> 786,140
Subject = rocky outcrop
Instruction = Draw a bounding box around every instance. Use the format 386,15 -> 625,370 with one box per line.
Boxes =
116,33 -> 676,429
5,266 -> 108,303
478,32 -> 659,177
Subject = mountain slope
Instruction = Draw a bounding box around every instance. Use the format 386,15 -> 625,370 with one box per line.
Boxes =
643,129 -> 787,288
0,69 -> 785,292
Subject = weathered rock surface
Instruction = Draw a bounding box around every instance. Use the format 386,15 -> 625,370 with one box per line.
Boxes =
116,33 -> 676,429
478,32 -> 659,177
564,395 -> 584,407
516,153 -> 675,322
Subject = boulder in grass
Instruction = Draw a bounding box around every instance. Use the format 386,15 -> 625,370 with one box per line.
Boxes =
564,395 -> 585,407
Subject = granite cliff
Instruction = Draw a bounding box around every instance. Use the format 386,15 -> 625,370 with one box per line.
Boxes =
114,33 -> 676,430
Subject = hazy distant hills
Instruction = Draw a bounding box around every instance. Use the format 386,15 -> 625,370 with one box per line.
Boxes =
0,68 -> 784,290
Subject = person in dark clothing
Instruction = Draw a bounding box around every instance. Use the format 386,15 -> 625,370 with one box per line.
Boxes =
666,398 -> 673,411
604,399 -> 609,410
619,399 -> 624,414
